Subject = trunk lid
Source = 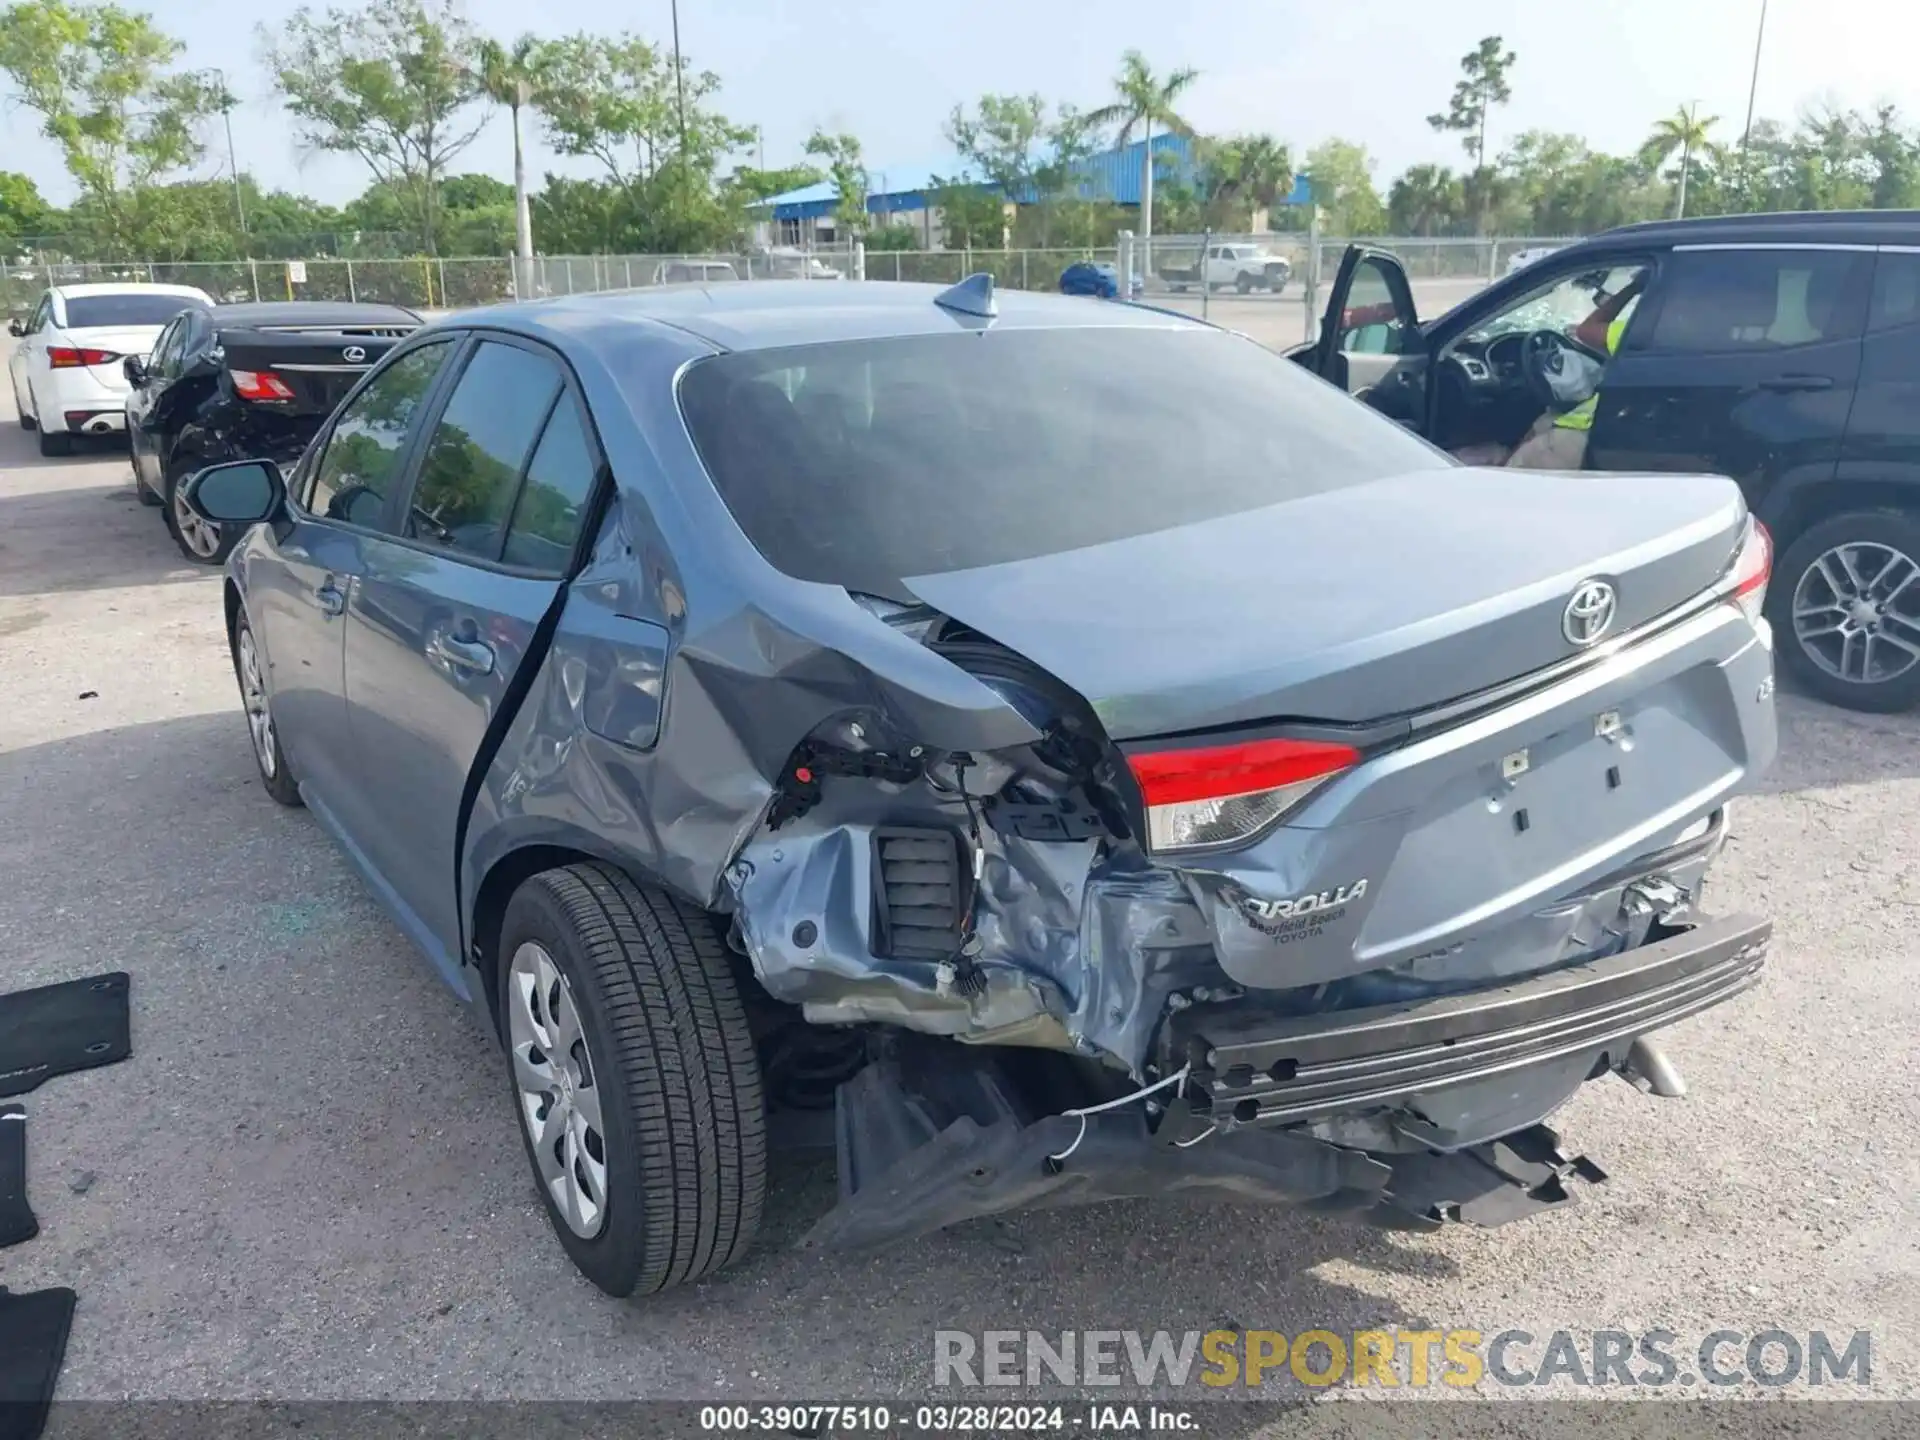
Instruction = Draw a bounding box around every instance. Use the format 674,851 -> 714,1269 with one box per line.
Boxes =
62,326 -> 161,391
900,467 -> 1748,738
216,326 -> 413,415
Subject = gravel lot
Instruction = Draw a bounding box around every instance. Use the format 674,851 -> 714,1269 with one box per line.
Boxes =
1,327 -> 1917,1410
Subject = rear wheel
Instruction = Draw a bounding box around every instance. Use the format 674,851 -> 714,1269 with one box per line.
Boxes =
37,425 -> 71,457
163,457 -> 236,565
1236,271 -> 1254,294
1768,509 -> 1920,713
499,863 -> 766,1297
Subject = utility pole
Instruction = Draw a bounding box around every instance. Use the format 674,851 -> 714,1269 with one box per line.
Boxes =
669,0 -> 690,162
208,68 -> 246,234
1739,0 -> 1769,202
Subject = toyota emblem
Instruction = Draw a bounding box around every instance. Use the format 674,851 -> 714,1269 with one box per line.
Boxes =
342,345 -> 367,363
1562,579 -> 1618,646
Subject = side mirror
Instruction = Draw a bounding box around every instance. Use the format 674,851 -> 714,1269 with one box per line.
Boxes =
123,355 -> 148,386
6,317 -> 23,337
180,460 -> 286,527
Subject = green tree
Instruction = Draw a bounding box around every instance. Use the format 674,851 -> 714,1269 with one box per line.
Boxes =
1084,49 -> 1198,247
1427,34 -> 1515,231
262,0 -> 485,254
0,170 -> 50,243
1387,162 -> 1465,235
1640,103 -> 1719,218
478,33 -> 547,264
723,162 -> 822,205
804,129 -> 867,235
1192,133 -> 1293,231
1304,138 -> 1385,235
0,0 -> 222,252
926,174 -> 1007,249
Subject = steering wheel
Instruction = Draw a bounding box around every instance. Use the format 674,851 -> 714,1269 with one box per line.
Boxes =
1521,330 -> 1575,410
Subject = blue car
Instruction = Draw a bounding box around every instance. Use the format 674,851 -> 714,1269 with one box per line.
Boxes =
178,275 -> 1775,1298
1058,260 -> 1125,298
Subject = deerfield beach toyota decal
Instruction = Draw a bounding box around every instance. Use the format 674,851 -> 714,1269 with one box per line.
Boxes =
1234,879 -> 1371,942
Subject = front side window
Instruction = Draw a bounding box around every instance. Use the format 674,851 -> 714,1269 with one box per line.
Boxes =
305,342 -> 454,528
27,295 -> 51,334
676,327 -> 1448,598
1645,249 -> 1870,353
405,341 -> 563,561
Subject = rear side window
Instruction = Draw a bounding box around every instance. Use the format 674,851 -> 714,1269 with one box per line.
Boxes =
676,327 -> 1448,598
305,342 -> 454,527
1868,251 -> 1920,332
64,294 -> 206,328
1646,249 -> 1869,353
503,401 -> 598,571
405,341 -> 563,560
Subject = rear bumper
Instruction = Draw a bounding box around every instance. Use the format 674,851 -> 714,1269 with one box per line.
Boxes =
806,912 -> 1767,1250
1170,911 -> 1770,1127
38,368 -> 128,433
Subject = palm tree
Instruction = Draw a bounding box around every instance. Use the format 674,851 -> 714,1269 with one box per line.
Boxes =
1388,164 -> 1466,236
1086,50 -> 1200,255
1641,103 -> 1719,219
478,35 -> 546,282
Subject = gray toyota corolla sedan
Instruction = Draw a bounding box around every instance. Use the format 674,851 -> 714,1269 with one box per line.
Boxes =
180,276 -> 1778,1298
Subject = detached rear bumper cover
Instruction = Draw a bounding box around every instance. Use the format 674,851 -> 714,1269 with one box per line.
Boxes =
807,913 -> 1769,1251
1171,912 -> 1770,1125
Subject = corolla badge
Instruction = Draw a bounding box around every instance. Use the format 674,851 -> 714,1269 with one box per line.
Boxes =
341,345 -> 367,363
1562,578 -> 1618,646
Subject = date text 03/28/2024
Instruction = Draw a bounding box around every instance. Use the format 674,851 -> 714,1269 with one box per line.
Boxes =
698,1405 -> 1192,1433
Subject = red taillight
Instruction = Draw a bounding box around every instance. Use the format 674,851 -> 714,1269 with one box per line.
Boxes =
1127,736 -> 1359,852
1723,518 -> 1772,623
229,368 -> 297,402
47,346 -> 120,368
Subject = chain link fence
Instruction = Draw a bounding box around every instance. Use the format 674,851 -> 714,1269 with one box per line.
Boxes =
6,235 -> 1580,331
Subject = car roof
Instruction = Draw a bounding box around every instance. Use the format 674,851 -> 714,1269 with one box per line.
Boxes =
208,301 -> 421,326
52,282 -> 212,300
460,279 -> 1210,354
1596,208 -> 1920,249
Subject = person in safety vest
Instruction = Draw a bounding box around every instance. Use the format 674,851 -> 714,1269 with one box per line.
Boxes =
1503,282 -> 1642,470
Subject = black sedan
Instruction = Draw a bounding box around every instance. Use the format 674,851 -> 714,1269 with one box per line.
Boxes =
125,300 -> 421,563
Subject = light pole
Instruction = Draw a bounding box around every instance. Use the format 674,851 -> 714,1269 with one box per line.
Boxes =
206,67 -> 246,234
1738,0 -> 1769,203
668,0 -> 689,162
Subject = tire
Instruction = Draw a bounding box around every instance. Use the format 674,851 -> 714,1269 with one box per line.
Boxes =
228,610 -> 302,806
37,425 -> 71,457
499,863 -> 766,1297
1767,508 -> 1920,713
162,456 -> 238,565
1236,272 -> 1254,294
12,377 -> 33,431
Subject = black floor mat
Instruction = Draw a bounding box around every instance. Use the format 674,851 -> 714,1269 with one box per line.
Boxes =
0,1286 -> 75,1440
0,1108 -> 33,1248
0,973 -> 131,1099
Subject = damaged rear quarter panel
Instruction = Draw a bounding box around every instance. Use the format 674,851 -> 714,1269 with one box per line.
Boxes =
459,321 -> 1043,991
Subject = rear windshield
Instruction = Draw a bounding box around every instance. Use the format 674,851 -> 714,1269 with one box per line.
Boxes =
64,294 -> 206,329
676,326 -> 1446,595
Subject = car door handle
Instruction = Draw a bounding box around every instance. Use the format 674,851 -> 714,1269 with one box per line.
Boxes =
428,634 -> 496,675
311,581 -> 346,617
1758,374 -> 1834,391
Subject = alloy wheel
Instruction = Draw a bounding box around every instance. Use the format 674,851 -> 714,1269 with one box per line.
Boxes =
507,942 -> 610,1240
1790,541 -> 1920,687
172,484 -> 223,559
237,628 -> 276,779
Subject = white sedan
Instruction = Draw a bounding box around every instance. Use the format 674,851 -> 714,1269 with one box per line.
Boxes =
7,282 -> 214,456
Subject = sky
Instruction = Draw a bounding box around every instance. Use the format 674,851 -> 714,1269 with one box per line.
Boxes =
4,0 -> 1918,211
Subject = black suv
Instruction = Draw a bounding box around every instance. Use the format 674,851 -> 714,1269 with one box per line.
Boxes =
1303,211 -> 1920,713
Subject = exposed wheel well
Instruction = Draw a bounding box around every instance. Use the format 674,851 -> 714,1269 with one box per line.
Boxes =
1767,480 -> 1920,548
223,579 -> 242,646
469,844 -> 620,1039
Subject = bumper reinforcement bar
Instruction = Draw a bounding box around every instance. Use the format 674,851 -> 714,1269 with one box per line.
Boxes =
1170,912 -> 1771,1126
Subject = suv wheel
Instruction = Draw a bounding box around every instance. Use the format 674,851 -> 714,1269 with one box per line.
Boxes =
499,863 -> 766,1297
229,612 -> 301,806
1768,509 -> 1920,713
